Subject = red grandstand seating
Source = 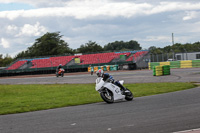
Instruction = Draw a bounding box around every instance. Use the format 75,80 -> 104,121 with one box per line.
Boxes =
6,51 -> 146,70
7,60 -> 27,70
78,53 -> 114,65
31,56 -> 76,68
126,51 -> 148,62
50,56 -> 75,67
31,59 -> 52,68
79,52 -> 131,65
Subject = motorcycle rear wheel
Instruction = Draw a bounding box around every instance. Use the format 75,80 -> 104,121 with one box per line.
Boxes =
125,88 -> 133,101
100,89 -> 114,104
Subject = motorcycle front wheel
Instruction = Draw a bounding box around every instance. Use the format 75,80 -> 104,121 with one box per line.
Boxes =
125,88 -> 133,101
100,89 -> 114,104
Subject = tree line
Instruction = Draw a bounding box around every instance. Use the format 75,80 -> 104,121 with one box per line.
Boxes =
149,42 -> 200,55
0,54 -> 13,67
14,32 -> 141,58
1,32 -> 200,67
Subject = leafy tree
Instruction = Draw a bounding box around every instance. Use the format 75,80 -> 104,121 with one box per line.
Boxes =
148,46 -> 157,54
104,40 -> 141,51
149,41 -> 200,54
104,41 -> 124,51
126,40 -> 142,50
0,54 -> 2,66
193,42 -> 200,51
15,32 -> 73,59
76,41 -> 103,53
0,54 -> 13,67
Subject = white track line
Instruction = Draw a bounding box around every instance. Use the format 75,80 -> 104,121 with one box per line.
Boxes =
173,128 -> 200,133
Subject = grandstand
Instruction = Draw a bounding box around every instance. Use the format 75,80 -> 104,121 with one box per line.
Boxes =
6,60 -> 28,70
1,50 -> 149,76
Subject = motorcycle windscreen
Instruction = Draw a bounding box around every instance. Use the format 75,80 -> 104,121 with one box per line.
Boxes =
119,80 -> 124,85
95,78 -> 104,91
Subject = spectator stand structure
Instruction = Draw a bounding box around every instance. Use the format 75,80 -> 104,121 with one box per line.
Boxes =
0,50 -> 149,77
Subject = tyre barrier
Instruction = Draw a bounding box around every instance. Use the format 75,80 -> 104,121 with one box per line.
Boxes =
163,65 -> 170,75
180,60 -> 192,68
88,65 -> 118,72
153,66 -> 163,76
149,60 -> 200,69
192,60 -> 200,68
153,65 -> 170,76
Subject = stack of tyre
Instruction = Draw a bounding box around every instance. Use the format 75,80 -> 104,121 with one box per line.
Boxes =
162,65 -> 170,75
153,66 -> 163,76
153,65 -> 170,76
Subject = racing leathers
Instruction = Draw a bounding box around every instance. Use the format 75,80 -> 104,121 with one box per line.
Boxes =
102,73 -> 126,92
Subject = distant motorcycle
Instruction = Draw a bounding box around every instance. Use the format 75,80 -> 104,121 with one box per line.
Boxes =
95,77 -> 133,103
56,68 -> 65,77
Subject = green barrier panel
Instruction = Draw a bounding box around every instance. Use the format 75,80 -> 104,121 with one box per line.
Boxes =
103,65 -> 108,71
120,55 -> 126,60
192,60 -> 200,68
109,65 -> 114,71
162,65 -> 170,75
150,62 -> 160,69
153,66 -> 156,76
113,65 -> 118,71
170,61 -> 180,68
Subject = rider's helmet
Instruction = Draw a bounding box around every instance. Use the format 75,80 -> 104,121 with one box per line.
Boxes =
96,69 -> 104,77
59,64 -> 62,67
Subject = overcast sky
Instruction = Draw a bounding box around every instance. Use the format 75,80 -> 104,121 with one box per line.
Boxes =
0,0 -> 200,57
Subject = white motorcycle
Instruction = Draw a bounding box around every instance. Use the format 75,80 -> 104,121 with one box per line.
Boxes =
95,77 -> 133,103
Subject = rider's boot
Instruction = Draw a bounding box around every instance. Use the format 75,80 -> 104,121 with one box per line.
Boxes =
114,81 -> 127,95
117,84 -> 127,95
118,84 -> 131,95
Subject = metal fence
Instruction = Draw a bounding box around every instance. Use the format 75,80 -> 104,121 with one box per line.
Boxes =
150,52 -> 200,62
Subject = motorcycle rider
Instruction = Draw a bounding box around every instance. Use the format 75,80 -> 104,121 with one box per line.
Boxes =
56,64 -> 63,73
96,69 -> 127,94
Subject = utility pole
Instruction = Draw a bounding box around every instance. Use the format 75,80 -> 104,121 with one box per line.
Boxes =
172,33 -> 175,60
172,33 -> 174,45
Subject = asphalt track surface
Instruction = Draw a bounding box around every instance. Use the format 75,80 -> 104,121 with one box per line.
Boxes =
0,68 -> 200,84
0,68 -> 200,133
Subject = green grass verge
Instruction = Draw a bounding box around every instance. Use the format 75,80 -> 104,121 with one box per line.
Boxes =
0,82 -> 197,115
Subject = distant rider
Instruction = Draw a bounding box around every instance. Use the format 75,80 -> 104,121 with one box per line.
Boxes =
96,69 -> 127,94
90,65 -> 94,75
56,64 -> 63,73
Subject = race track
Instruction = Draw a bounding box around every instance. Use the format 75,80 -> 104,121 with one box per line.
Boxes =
0,68 -> 200,133
0,68 -> 200,84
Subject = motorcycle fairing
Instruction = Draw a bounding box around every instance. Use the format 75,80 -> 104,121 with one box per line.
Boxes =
95,77 -> 125,100
103,83 -> 125,100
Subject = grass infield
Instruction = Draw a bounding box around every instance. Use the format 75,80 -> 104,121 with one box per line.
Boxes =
0,82 -> 197,115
